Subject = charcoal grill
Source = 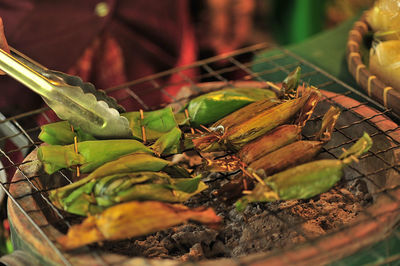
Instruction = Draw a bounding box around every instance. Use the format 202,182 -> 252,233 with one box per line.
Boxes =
1,43 -> 400,265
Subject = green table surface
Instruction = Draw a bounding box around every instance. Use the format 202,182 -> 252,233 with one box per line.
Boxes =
285,15 -> 359,87
255,15 -> 400,265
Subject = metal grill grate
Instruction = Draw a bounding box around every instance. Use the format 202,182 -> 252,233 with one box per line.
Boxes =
1,43 -> 400,265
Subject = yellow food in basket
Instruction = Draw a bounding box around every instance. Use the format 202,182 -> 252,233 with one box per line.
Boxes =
366,0 -> 400,33
369,40 -> 400,90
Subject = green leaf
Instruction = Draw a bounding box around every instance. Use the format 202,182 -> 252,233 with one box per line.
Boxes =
186,87 -> 277,127
39,121 -> 97,145
168,176 -> 202,193
39,121 -> 76,145
38,139 -> 153,174
50,171 -> 207,216
38,144 -> 84,174
122,107 -> 178,141
151,127 -> 182,155
282,66 -> 301,95
339,132 -> 372,163
48,153 -> 171,212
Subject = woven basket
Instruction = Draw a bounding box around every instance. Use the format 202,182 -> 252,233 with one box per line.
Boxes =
346,15 -> 400,115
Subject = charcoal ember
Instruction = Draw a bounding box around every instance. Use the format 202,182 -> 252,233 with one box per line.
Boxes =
180,243 -> 205,261
347,179 -> 373,204
171,224 -> 218,248
132,235 -> 170,258
230,211 -> 298,256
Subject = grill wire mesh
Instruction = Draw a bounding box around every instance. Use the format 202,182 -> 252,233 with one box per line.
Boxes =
1,43 -> 400,265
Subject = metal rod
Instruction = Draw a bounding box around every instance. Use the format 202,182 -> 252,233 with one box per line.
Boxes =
0,182 -> 72,266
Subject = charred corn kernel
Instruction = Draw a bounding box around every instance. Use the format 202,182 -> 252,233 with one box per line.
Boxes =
236,132 -> 372,211
38,139 -> 153,174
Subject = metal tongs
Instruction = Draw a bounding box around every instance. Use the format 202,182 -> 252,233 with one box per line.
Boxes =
0,47 -> 131,138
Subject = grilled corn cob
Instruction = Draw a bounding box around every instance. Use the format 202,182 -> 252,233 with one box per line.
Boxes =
247,106 -> 341,175
237,91 -> 320,163
193,87 -> 320,152
236,132 -> 372,210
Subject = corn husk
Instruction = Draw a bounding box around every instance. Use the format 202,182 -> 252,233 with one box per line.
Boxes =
238,124 -> 300,164
246,106 -> 341,176
193,87 -> 320,152
282,66 -> 301,96
236,132 -> 372,210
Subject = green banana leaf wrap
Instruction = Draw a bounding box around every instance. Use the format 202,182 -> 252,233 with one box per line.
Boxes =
51,171 -> 207,216
37,139 -> 153,175
49,153 -> 173,209
39,87 -> 278,146
39,121 -> 96,145
236,132 -> 373,211
151,127 -> 182,155
39,107 -> 179,145
185,87 -> 277,127
122,106 -> 178,142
